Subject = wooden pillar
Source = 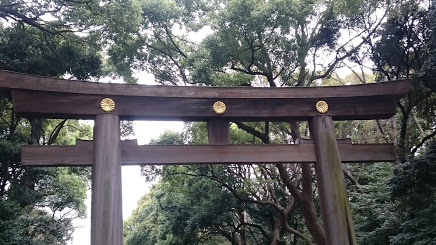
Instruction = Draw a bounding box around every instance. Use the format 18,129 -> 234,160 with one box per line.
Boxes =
91,114 -> 122,245
310,115 -> 357,245
207,119 -> 230,144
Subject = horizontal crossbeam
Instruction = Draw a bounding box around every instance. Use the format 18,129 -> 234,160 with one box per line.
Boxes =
0,70 -> 410,121
21,140 -> 396,166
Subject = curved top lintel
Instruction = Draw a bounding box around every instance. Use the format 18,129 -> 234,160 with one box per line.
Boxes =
0,70 -> 410,99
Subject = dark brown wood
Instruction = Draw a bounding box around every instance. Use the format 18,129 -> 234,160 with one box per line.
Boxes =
0,70 -> 410,99
22,140 -> 94,166
0,87 -> 10,98
91,114 -> 122,245
125,144 -> 317,164
310,115 -> 357,245
22,141 -> 396,166
208,119 -> 231,144
1,70 -> 410,121
297,138 -> 352,144
11,89 -> 400,121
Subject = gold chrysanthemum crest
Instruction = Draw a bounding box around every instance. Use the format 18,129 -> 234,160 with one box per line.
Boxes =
100,98 -> 115,112
316,100 -> 328,114
213,101 -> 226,114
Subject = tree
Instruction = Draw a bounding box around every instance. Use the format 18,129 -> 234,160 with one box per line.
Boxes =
106,0 -> 384,87
110,1 -> 393,244
133,125 -> 317,245
125,171 -> 252,245
68,0 -> 436,244
366,1 -> 436,162
388,141 -> 436,245
0,24 -> 102,80
348,163 -> 399,245
0,98 -> 92,245
347,141 -> 436,245
0,21 -> 100,244
130,129 -> 303,245
0,0 -> 101,34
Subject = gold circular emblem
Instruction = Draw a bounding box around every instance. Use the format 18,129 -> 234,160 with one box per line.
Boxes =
100,98 -> 115,112
316,100 -> 328,113
213,101 -> 226,114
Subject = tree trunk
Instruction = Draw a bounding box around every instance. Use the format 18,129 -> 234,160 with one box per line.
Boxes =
398,110 -> 409,163
276,163 -> 326,245
239,211 -> 247,245
271,216 -> 282,245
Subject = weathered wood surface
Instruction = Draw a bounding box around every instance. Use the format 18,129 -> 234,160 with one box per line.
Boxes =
12,89 -> 402,121
297,138 -> 352,144
91,114 -> 123,245
207,119 -> 231,145
0,70 -> 410,98
310,115 -> 357,245
0,70 -> 409,121
22,141 -> 396,166
22,140 -> 93,166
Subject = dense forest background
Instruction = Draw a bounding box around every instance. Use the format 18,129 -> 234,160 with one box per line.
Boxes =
0,0 -> 435,244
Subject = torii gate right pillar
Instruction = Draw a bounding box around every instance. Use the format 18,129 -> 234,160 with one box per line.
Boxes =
310,115 -> 357,245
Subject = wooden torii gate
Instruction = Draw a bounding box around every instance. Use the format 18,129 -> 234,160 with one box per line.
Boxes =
0,70 -> 410,245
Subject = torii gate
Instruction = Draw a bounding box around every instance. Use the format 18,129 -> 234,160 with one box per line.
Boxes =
0,70 -> 410,245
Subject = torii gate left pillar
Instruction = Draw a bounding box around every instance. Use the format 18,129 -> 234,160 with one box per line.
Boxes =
92,114 -> 122,245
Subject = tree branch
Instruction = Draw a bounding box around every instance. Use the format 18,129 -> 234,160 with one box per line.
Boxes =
376,119 -> 391,144
312,9 -> 387,81
47,119 -> 67,145
411,128 -> 436,156
0,6 -> 73,34
233,122 -> 269,143
284,222 -> 314,245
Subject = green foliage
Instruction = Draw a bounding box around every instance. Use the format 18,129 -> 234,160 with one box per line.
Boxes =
0,111 -> 91,244
370,1 -> 436,162
120,1 -> 435,244
388,141 -> 436,245
126,169 -> 245,245
0,18 -> 98,245
135,125 -> 315,244
121,121 -> 135,138
350,142 -> 436,245
104,0 -> 378,87
0,0 -> 101,34
349,163 -> 399,245
0,202 -> 75,245
0,142 -> 89,245
149,130 -> 185,145
2,0 -> 436,244
0,24 -> 102,80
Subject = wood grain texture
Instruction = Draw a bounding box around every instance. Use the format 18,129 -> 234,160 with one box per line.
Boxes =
22,140 -> 94,166
2,70 -> 409,121
12,89 -> 400,121
208,119 -> 231,145
91,114 -> 122,245
0,70 -> 410,98
22,142 -> 396,166
310,115 -> 357,245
